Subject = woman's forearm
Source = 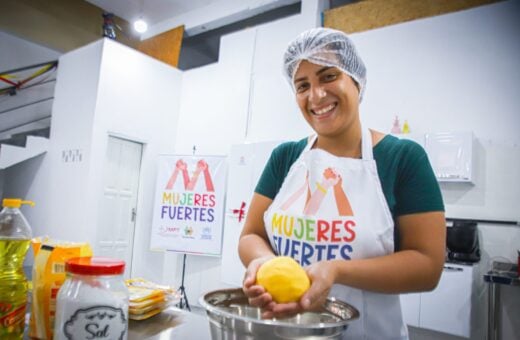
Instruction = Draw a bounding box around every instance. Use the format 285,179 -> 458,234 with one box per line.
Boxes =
332,249 -> 443,294
238,233 -> 276,267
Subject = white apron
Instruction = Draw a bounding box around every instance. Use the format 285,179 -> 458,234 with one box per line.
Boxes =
264,129 -> 408,340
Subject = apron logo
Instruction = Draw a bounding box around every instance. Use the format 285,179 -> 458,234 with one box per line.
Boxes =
271,167 -> 358,265
280,168 -> 353,216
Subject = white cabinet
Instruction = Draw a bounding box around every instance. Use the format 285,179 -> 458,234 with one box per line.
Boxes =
424,131 -> 474,182
400,264 -> 473,338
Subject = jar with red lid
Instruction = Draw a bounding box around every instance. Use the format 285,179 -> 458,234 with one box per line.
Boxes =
53,257 -> 129,340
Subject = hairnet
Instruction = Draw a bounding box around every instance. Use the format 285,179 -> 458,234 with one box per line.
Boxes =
283,27 -> 367,101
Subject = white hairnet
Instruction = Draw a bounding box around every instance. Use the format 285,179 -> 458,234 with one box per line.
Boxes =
283,27 -> 367,101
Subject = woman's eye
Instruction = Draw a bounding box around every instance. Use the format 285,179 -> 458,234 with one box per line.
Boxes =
322,73 -> 337,82
295,83 -> 309,93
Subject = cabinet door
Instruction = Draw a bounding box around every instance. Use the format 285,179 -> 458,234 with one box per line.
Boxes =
400,293 -> 421,327
420,264 -> 473,337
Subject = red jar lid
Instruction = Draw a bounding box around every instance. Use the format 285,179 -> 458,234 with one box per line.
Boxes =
65,257 -> 125,275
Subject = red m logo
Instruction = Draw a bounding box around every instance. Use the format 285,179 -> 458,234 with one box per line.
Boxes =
165,159 -> 215,192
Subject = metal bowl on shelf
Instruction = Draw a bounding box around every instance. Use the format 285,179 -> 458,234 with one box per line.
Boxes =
199,288 -> 359,340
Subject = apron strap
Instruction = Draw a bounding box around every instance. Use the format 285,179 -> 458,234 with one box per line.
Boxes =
361,128 -> 374,161
307,128 -> 373,160
305,134 -> 318,152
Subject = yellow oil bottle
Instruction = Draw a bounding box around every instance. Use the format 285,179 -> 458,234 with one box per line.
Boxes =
0,199 -> 34,339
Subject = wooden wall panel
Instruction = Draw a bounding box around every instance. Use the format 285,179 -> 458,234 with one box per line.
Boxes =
137,26 -> 184,68
324,0 -> 504,33
0,0 -> 139,52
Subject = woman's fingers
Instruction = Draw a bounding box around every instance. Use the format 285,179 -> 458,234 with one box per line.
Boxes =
304,288 -> 330,311
243,284 -> 264,297
248,291 -> 273,308
261,301 -> 303,319
242,260 -> 262,289
300,261 -> 336,310
272,302 -> 301,315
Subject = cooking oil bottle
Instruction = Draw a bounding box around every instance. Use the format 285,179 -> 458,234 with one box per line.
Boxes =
0,198 -> 34,339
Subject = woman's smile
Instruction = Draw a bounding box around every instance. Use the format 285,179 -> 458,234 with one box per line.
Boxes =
310,102 -> 338,117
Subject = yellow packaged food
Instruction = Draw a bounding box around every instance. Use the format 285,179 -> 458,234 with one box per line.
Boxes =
29,237 -> 92,339
129,300 -> 168,315
128,285 -> 165,303
126,277 -> 175,294
128,307 -> 163,321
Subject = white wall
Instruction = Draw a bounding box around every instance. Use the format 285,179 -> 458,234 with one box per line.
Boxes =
0,31 -> 60,215
0,31 -> 60,71
3,39 -> 184,284
351,1 -> 520,224
90,40 -> 183,282
43,40 -> 104,242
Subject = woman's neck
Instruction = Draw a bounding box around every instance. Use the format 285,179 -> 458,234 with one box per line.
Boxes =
315,123 -> 362,158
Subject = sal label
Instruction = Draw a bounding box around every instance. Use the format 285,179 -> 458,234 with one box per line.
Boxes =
63,306 -> 127,340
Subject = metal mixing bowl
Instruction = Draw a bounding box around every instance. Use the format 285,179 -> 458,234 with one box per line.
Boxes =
199,288 -> 359,339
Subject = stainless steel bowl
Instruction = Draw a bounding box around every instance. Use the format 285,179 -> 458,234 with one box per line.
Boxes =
199,288 -> 359,340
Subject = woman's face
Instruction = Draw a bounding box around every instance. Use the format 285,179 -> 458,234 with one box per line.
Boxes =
293,60 -> 360,138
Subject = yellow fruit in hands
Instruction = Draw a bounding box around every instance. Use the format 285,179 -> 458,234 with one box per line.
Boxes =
256,256 -> 310,303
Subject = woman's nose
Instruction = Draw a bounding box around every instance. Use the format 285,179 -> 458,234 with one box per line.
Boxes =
309,84 -> 326,102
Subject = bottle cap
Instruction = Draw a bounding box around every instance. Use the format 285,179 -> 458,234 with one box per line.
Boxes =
66,257 -> 125,275
2,198 -> 35,208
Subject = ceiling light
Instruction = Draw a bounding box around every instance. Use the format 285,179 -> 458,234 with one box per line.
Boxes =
134,19 -> 148,33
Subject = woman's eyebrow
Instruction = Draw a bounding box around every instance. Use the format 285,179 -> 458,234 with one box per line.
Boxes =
294,75 -> 307,83
294,66 -> 334,84
316,66 -> 333,75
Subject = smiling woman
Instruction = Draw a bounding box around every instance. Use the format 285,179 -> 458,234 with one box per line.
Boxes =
238,27 -> 446,340
293,62 -> 360,152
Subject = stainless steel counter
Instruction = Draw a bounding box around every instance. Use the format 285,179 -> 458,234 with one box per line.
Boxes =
128,307 -> 211,340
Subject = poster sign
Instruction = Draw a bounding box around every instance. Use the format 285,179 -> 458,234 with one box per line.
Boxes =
150,155 -> 227,256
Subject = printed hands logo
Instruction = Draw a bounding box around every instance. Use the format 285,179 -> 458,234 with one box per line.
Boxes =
165,159 -> 215,191
281,167 -> 353,216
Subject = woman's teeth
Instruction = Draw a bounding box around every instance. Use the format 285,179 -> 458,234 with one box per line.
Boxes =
312,103 -> 336,115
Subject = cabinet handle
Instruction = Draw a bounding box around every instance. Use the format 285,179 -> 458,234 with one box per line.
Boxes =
443,265 -> 463,272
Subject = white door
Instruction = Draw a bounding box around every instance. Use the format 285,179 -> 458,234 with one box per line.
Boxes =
96,136 -> 143,278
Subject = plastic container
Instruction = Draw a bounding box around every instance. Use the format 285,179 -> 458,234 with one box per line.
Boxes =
0,198 -> 34,339
54,257 -> 129,340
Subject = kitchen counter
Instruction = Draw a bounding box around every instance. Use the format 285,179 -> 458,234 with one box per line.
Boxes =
128,307 -> 212,340
483,261 -> 519,340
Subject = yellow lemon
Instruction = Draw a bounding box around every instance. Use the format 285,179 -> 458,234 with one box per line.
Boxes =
256,256 -> 310,303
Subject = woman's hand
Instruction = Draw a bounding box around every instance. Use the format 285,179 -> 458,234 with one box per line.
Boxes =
263,260 -> 338,319
242,255 -> 276,310
300,260 -> 338,310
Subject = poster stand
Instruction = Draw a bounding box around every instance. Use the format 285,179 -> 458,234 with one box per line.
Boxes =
177,253 -> 190,311
176,145 -> 198,311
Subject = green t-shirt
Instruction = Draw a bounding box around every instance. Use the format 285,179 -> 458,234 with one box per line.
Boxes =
255,135 -> 444,249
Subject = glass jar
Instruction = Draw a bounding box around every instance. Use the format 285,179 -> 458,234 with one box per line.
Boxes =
53,257 -> 129,340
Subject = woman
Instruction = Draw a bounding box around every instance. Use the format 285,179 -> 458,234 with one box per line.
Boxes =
238,28 -> 446,339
